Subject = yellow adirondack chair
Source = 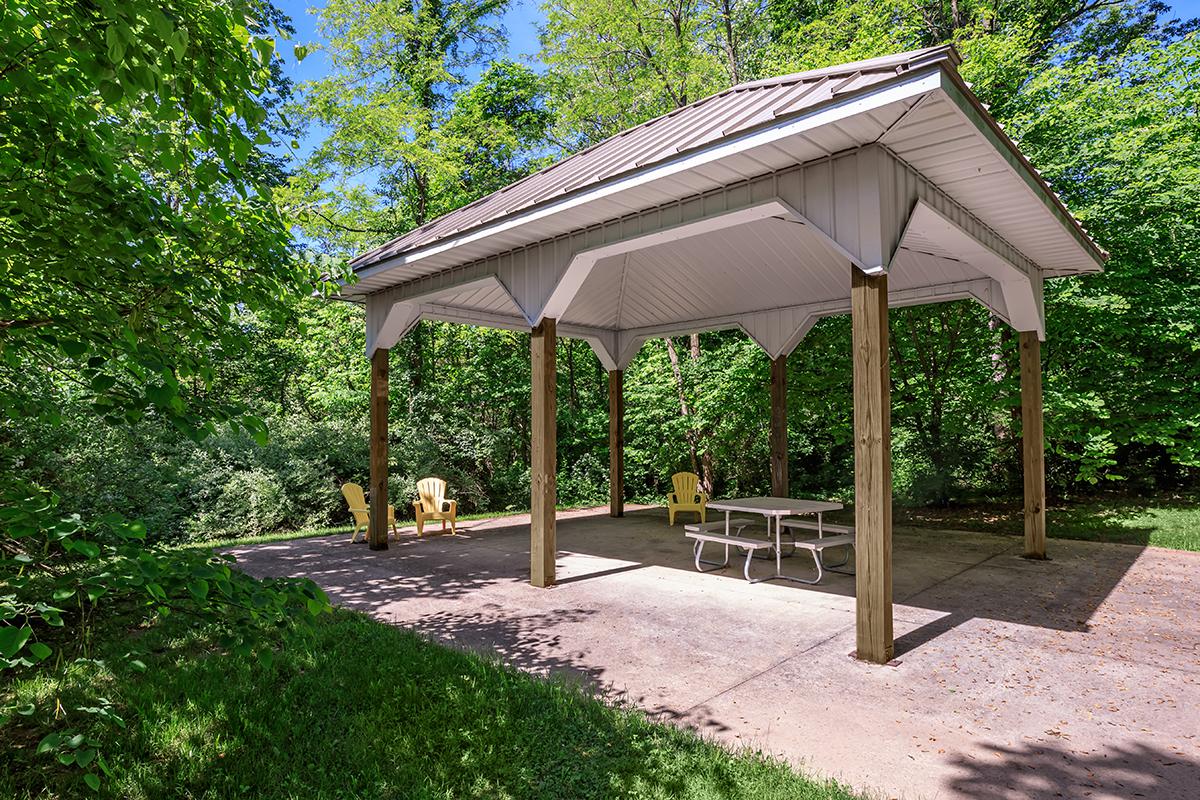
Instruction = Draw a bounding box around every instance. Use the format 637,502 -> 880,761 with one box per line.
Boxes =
413,477 -> 457,536
341,482 -> 398,543
667,472 -> 707,525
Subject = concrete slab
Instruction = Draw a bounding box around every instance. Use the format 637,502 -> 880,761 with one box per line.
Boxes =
230,506 -> 1200,800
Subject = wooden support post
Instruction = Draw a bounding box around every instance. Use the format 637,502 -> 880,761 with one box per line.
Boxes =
368,347 -> 389,551
769,354 -> 789,497
530,319 -> 558,587
609,369 -> 625,517
851,266 -> 893,664
1020,331 -> 1047,559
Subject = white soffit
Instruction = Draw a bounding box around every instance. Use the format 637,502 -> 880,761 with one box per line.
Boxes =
561,216 -> 847,330
879,89 -> 1098,278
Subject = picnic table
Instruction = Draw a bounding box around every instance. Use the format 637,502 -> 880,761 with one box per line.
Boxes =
687,497 -> 850,584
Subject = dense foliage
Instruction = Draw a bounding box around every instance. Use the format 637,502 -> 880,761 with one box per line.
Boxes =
1,0 -> 331,790
5,1 -> 1198,550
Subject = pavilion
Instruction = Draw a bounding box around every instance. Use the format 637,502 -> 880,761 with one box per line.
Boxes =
339,45 -> 1105,664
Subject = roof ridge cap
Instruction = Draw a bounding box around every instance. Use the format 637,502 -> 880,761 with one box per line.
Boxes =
729,44 -> 960,92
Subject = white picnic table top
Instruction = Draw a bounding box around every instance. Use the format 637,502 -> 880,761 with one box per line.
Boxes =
707,497 -> 843,517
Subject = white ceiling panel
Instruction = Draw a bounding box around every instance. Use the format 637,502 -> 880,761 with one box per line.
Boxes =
562,217 -> 850,330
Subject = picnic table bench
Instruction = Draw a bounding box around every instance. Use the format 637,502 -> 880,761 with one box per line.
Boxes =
780,518 -> 855,537
684,519 -> 773,582
780,518 -> 856,583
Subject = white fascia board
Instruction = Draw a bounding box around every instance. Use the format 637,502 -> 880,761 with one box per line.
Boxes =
349,69 -> 944,289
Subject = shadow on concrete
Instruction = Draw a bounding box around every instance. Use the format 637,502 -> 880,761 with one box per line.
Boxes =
232,501 -> 1149,662
404,601 -> 608,687
546,507 -> 1147,642
229,532 -> 525,610
946,739 -> 1200,800
892,611 -> 966,658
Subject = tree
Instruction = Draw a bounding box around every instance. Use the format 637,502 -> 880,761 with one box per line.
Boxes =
540,0 -> 763,148
0,0 -> 332,788
0,0 -> 334,440
289,0 -> 552,254
1005,31 -> 1200,486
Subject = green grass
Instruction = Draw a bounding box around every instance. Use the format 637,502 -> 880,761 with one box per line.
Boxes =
0,608 -> 860,800
866,494 -> 1200,551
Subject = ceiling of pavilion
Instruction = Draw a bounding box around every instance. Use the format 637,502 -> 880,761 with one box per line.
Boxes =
415,213 -> 995,335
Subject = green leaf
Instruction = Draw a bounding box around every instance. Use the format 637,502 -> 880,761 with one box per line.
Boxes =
188,578 -> 209,601
90,374 -> 116,393
105,26 -> 126,64
149,9 -> 173,40
36,733 -> 60,754
98,77 -> 123,104
242,414 -> 269,446
294,44 -> 309,62
158,147 -> 182,172
0,626 -> 32,658
68,174 -> 96,193
254,37 -> 275,65
84,773 -> 101,791
232,134 -> 251,164
73,540 -> 101,559
77,748 -> 96,768
28,642 -> 52,661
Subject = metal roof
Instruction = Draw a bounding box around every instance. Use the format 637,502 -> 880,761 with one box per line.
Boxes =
350,45 -> 1103,284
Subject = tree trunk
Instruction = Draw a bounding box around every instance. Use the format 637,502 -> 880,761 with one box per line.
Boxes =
566,339 -> 578,411
663,336 -> 714,494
